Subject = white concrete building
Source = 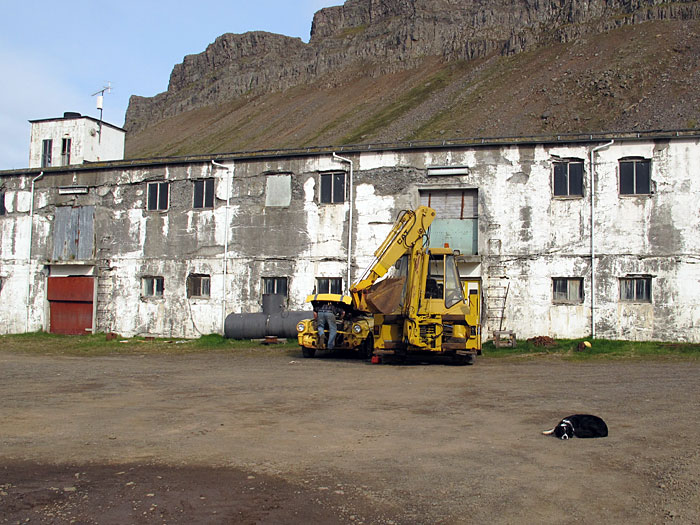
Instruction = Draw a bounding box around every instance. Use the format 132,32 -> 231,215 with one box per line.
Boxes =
0,130 -> 698,341
28,113 -> 125,168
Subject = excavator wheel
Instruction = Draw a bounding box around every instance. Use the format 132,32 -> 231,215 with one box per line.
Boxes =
301,347 -> 316,358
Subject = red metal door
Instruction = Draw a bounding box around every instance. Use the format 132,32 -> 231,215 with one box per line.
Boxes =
47,277 -> 94,335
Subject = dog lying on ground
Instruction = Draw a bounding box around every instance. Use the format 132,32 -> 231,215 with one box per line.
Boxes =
543,414 -> 608,439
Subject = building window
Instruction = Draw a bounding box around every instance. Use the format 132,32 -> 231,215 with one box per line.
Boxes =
263,277 -> 288,297
552,277 -> 584,304
142,276 -> 164,297
553,160 -> 584,197
0,191 -> 5,216
41,139 -> 52,167
61,138 -> 72,166
147,181 -> 169,211
620,158 -> 651,195
320,172 -> 345,204
193,179 -> 215,209
620,277 -> 652,303
187,274 -> 211,298
316,277 -> 343,294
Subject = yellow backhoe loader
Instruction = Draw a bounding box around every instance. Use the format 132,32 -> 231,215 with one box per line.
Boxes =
297,206 -> 479,364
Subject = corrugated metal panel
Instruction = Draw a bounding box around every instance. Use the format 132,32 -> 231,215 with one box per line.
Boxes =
52,206 -> 94,261
47,276 -> 94,335
420,190 -> 477,219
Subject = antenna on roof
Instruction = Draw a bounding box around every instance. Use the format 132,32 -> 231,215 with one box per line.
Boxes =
91,82 -> 112,143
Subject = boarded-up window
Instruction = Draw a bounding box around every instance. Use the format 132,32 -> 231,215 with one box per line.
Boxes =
420,189 -> 478,254
52,206 -> 95,261
265,175 -> 292,207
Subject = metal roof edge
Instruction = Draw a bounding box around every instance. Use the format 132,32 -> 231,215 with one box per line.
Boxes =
2,128 -> 698,177
28,115 -> 126,132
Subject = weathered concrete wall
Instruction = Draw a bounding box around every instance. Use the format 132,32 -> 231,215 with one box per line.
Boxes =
1,135 -> 698,341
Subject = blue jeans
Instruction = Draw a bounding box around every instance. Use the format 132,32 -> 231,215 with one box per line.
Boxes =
317,311 -> 337,349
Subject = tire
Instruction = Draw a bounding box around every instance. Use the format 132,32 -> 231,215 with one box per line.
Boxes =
302,347 -> 316,358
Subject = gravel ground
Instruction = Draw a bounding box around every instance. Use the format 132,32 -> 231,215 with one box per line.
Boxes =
1,349 -> 698,524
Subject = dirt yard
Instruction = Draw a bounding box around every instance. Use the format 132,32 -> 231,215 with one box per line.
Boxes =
1,348 -> 698,524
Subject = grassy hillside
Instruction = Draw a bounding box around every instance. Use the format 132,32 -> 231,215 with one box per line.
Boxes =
125,20 -> 700,159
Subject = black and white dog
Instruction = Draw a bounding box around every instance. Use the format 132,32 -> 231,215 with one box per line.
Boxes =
542,414 -> 608,439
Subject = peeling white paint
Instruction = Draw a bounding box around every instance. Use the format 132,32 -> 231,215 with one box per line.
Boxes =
0,135 -> 698,341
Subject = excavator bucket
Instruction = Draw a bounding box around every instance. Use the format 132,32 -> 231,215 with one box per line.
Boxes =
363,277 -> 405,314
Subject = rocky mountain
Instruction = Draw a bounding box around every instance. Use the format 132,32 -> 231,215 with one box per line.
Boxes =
124,0 -> 700,159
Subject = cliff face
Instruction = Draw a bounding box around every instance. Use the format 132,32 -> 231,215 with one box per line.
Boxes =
124,0 -> 700,157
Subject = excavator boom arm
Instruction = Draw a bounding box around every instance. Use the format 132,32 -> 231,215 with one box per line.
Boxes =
351,206 -> 435,295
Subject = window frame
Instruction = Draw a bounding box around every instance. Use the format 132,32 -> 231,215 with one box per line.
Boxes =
187,273 -> 211,298
147,181 -> 169,211
193,178 -> 215,209
319,172 -> 346,204
619,158 -> 651,196
619,276 -> 652,303
41,139 -> 53,167
316,277 -> 343,294
552,277 -> 584,304
61,137 -> 72,166
552,159 -> 584,197
262,277 -> 288,297
142,276 -> 164,298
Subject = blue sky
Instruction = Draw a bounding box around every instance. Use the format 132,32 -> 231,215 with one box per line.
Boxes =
0,0 -> 338,170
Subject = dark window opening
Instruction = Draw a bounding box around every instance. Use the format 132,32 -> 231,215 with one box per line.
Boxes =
41,139 -> 52,167
0,192 -> 5,216
61,138 -> 72,166
147,181 -> 169,211
316,277 -> 343,294
553,277 -> 584,303
263,277 -> 288,297
553,160 -> 584,197
142,276 -> 164,297
320,172 -> 346,204
187,274 -> 211,298
620,158 -> 651,195
193,179 -> 215,209
620,277 -> 651,302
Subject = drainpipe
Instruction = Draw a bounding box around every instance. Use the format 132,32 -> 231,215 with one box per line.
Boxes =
589,140 -> 613,339
25,171 -> 44,333
332,153 -> 354,294
212,160 -> 233,334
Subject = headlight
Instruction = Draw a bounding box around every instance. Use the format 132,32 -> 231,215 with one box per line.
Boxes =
297,322 -> 305,333
352,324 -> 362,334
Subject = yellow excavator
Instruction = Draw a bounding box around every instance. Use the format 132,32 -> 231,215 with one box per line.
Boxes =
297,206 -> 479,364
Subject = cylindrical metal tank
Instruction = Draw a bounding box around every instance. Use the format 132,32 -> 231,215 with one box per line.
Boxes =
224,309 -> 311,339
262,293 -> 285,314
